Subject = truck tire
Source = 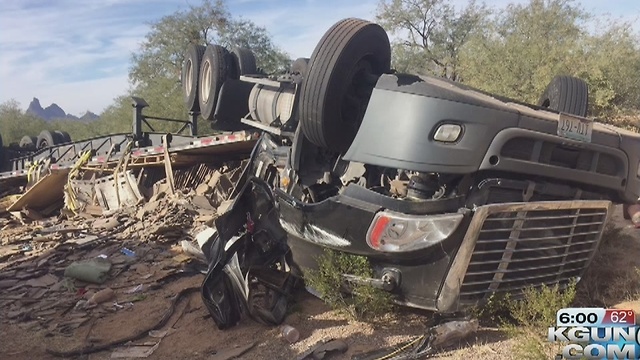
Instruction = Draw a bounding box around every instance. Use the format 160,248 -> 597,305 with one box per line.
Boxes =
538,75 -> 589,117
231,47 -> 257,77
55,130 -> 71,143
199,45 -> 234,121
19,135 -> 37,149
299,18 -> 391,153
36,130 -> 57,149
182,44 -> 206,112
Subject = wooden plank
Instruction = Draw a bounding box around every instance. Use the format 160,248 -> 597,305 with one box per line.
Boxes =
162,136 -> 175,195
7,170 -> 69,212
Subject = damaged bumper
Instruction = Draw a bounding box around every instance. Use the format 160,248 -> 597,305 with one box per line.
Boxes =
278,189 -> 613,312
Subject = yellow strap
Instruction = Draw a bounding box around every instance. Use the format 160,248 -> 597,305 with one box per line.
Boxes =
65,150 -> 93,214
374,335 -> 426,360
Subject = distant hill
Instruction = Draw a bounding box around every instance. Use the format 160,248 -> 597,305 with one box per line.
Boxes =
80,111 -> 99,121
26,97 -> 99,122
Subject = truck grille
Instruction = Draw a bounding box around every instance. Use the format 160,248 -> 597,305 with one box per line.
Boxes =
454,201 -> 611,304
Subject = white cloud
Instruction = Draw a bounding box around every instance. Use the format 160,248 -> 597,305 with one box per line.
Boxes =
0,0 -> 177,115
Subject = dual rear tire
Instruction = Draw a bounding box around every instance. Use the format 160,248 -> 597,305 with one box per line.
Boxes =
182,44 -> 257,122
34,130 -> 70,149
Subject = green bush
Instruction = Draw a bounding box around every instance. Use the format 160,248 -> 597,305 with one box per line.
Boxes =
304,249 -> 393,320
502,282 -> 577,359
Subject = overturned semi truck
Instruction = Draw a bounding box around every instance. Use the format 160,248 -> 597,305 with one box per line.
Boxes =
181,17 -> 640,324
2,18 -> 639,323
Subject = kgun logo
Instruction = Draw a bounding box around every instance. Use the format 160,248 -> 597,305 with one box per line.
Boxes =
548,326 -> 640,359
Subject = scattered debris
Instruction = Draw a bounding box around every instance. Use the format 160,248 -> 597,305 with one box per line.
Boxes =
46,287 -> 199,357
94,217 -> 121,231
7,170 -> 69,213
281,324 -> 300,343
25,273 -> 58,287
296,339 -> 348,360
210,342 -> 256,360
121,247 -> 136,257
352,319 -> 479,360
86,288 -> 116,307
64,258 -> 112,284
429,319 -> 479,348
200,178 -> 296,330
180,239 -> 206,261
110,342 -> 160,359
125,284 -> 145,294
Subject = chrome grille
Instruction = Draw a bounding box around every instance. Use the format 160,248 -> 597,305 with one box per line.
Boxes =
453,201 -> 611,305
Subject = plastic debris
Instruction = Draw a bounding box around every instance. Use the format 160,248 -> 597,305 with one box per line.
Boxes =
195,226 -> 217,260
281,324 -> 300,343
86,288 -> 116,307
121,248 -> 135,257
429,319 -> 479,348
297,339 -> 348,360
125,284 -> 144,294
64,258 -> 112,284
180,240 -> 206,261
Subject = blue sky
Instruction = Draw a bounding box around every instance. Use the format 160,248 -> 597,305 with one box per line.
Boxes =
0,0 -> 638,116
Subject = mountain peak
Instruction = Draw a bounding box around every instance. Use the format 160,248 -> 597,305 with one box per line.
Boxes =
80,111 -> 100,121
25,97 -> 99,122
27,97 -> 44,115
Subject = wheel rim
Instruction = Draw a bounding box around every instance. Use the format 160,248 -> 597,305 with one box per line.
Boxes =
185,59 -> 193,97
39,140 -> 49,149
201,60 -> 212,104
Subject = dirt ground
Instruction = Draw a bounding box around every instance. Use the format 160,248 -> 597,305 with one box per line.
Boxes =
0,204 -> 637,360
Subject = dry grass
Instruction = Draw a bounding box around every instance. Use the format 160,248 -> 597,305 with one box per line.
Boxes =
575,224 -> 640,307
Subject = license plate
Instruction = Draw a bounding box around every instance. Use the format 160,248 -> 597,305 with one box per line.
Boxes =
557,112 -> 593,142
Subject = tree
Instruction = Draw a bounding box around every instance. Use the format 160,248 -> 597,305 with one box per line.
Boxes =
0,100 -> 49,144
376,0 -> 489,80
459,0 -> 589,104
130,0 -> 289,85
221,18 -> 291,73
579,21 -> 640,114
130,0 -> 229,87
117,0 -> 290,132
458,0 -> 640,116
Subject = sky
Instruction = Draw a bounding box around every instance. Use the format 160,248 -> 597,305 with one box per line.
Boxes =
0,0 -> 638,116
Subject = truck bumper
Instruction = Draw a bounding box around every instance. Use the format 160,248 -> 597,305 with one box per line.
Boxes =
280,196 -> 613,312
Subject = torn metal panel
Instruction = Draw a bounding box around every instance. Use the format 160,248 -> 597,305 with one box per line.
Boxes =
66,177 -> 97,211
94,170 -> 144,212
201,177 -> 296,330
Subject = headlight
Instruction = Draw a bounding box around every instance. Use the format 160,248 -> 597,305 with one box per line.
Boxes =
433,124 -> 462,142
366,210 -> 463,252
